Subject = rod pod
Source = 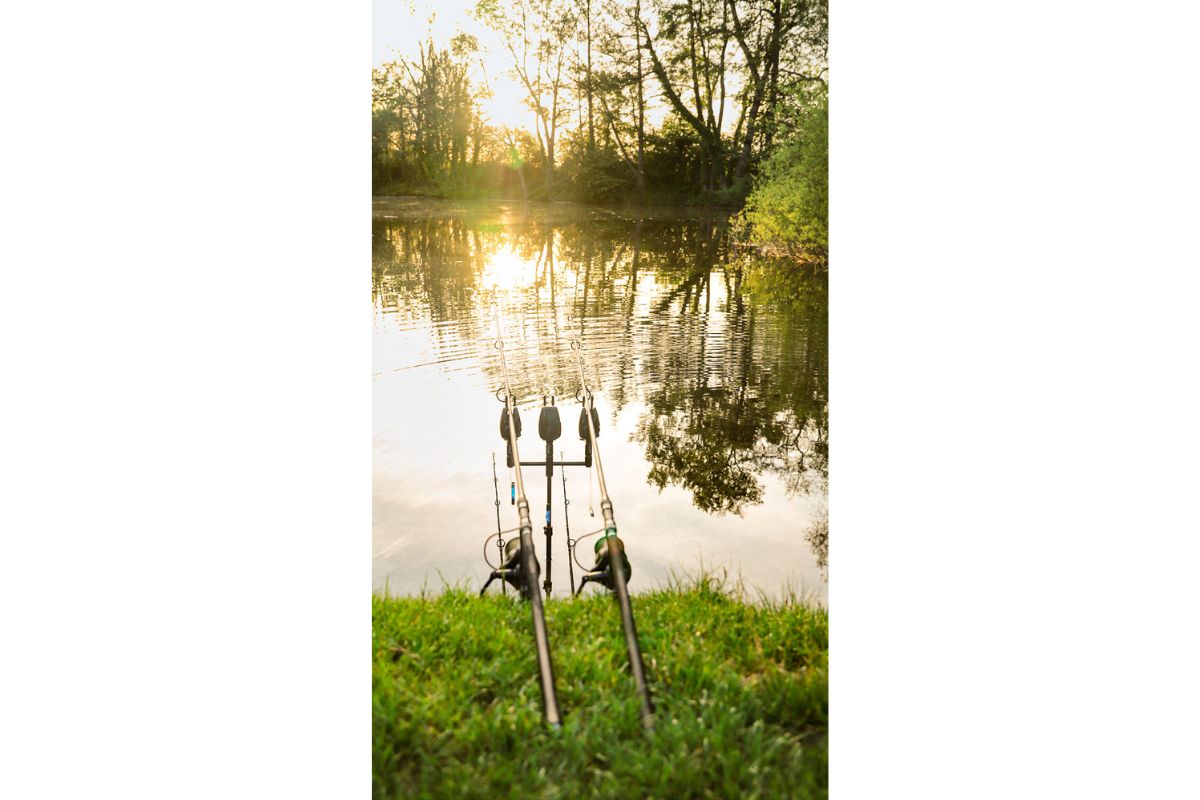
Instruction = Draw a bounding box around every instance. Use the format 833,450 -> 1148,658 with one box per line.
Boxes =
538,400 -> 561,598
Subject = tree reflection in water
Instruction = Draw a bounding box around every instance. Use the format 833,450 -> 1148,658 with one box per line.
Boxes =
633,256 -> 828,516
373,199 -> 827,570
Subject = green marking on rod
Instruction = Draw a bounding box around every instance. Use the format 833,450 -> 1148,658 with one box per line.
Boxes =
594,528 -> 619,551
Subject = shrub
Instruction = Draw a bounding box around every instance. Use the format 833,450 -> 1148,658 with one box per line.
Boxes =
742,94 -> 828,262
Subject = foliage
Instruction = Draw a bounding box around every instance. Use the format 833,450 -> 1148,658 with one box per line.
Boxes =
741,90 -> 827,261
558,133 -> 629,203
473,0 -> 578,197
373,573 -> 828,799
375,0 -> 828,209
372,37 -> 493,195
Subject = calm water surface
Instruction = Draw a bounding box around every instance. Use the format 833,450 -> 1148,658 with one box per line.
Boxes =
373,197 -> 827,600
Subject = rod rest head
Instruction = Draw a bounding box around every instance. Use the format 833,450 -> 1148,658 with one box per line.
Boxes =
499,406 -> 522,440
538,405 -> 561,442
578,406 -> 600,439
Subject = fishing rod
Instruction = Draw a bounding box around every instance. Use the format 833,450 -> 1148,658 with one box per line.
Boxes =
479,316 -> 563,728
569,333 -> 656,729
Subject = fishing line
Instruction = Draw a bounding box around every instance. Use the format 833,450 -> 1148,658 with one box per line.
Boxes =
570,527 -> 608,572
483,527 -> 521,569
588,463 -> 595,517
372,537 -> 406,561
491,452 -> 507,594
561,448 -> 575,589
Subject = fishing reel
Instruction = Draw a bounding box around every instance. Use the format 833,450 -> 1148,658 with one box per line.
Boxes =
574,534 -> 632,596
481,536 -> 540,600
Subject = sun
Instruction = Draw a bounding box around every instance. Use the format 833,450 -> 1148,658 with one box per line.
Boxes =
480,243 -> 536,292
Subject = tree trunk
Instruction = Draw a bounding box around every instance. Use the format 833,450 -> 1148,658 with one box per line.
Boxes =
763,44 -> 780,151
734,89 -> 764,181
586,0 -> 595,153
635,0 -> 646,193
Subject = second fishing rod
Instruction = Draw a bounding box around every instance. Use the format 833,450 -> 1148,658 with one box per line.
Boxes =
570,334 -> 656,730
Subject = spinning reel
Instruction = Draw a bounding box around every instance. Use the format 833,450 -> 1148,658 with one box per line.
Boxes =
480,536 -> 540,600
574,533 -> 631,596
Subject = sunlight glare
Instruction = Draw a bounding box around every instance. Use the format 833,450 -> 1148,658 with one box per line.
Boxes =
373,0 -> 538,131
480,243 -> 536,292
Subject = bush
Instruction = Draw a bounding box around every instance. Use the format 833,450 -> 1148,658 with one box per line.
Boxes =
742,94 -> 828,261
560,147 -> 628,203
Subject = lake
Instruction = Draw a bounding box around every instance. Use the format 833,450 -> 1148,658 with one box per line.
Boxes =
372,197 -> 827,601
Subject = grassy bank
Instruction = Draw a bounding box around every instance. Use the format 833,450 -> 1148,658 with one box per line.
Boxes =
373,575 -> 828,799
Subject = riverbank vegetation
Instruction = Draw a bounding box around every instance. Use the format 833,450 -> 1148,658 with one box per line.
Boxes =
373,573 -> 827,798
740,86 -> 827,260
372,0 -> 828,263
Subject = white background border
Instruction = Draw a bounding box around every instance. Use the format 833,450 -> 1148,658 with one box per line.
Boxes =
1,0 -> 1197,796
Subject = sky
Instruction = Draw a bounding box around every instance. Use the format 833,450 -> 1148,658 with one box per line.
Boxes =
373,0 -> 678,137
373,0 -> 538,131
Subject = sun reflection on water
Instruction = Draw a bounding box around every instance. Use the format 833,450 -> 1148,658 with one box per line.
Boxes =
480,242 -> 536,293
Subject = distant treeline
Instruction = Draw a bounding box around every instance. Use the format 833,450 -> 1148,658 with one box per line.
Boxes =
372,0 -> 827,259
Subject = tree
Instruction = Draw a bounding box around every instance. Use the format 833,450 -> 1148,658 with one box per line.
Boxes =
593,0 -> 648,193
372,0 -> 827,212
638,0 -> 733,192
372,38 -> 489,193
476,0 -> 578,198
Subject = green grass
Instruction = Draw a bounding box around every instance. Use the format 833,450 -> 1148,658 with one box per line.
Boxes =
373,573 -> 828,799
